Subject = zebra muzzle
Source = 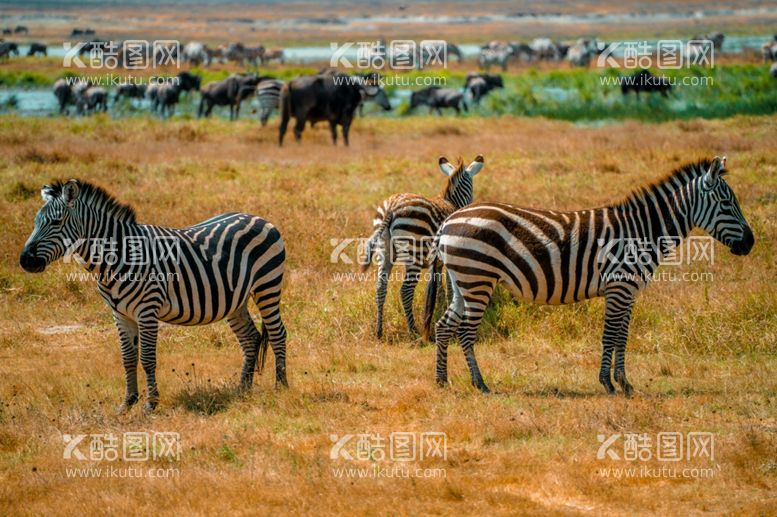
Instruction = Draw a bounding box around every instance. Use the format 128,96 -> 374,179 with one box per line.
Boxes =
19,249 -> 46,273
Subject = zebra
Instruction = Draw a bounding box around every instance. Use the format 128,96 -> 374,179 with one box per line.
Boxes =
256,78 -> 284,126
423,157 -> 754,395
362,155 -> 485,338
19,179 -> 288,412
478,47 -> 511,71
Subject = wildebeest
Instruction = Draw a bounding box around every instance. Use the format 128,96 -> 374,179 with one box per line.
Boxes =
155,83 -> 182,118
409,86 -> 467,115
199,74 -> 262,119
2,28 -> 11,35
114,83 -> 147,104
621,69 -> 672,99
465,73 -> 503,105
278,71 -> 390,146
53,79 -> 76,114
694,31 -> 725,51
77,86 -> 109,114
176,71 -> 202,94
14,25 -> 29,34
27,42 -> 47,57
0,41 -> 19,61
261,48 -> 284,64
223,42 -> 264,66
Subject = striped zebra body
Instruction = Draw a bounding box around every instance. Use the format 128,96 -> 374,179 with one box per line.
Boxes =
20,180 -> 288,412
364,156 -> 484,338
256,79 -> 284,126
425,158 -> 753,394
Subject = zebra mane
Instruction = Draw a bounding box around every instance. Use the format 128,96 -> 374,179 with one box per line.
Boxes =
46,180 -> 137,223
440,157 -> 466,199
619,158 -> 716,207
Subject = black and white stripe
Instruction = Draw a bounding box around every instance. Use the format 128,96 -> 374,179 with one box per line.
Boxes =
20,180 -> 288,411
363,156 -> 484,338
424,157 -> 753,394
256,79 -> 284,126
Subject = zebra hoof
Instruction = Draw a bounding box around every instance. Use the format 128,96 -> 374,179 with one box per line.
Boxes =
142,401 -> 158,413
435,378 -> 448,388
621,383 -> 634,398
474,381 -> 491,394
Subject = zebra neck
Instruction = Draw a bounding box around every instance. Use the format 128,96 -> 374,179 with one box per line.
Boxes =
77,213 -> 143,274
443,175 -> 472,209
608,185 -> 693,256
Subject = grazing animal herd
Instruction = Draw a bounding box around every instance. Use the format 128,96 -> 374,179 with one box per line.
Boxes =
20,153 -> 754,409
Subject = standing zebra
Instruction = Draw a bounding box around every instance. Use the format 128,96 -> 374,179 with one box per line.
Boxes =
20,180 -> 288,412
256,78 -> 284,126
424,157 -> 753,394
363,155 -> 485,338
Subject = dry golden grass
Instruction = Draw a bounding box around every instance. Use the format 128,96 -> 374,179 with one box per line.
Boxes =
0,113 -> 775,515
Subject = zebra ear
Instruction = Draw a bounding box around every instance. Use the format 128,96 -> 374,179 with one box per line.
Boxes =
41,185 -> 56,203
703,156 -> 726,189
438,157 -> 455,176
465,155 -> 485,176
62,179 -> 80,208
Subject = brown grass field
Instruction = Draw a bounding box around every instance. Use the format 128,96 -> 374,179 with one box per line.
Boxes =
0,113 -> 775,515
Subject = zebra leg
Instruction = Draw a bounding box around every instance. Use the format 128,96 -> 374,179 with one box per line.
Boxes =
227,304 -> 261,390
435,282 -> 464,387
399,265 -> 422,335
255,295 -> 288,388
375,248 -> 393,339
138,316 -> 160,411
113,312 -> 139,413
458,283 -> 494,393
600,287 -> 634,395
613,301 -> 636,397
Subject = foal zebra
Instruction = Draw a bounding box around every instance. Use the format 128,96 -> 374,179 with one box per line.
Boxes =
424,157 -> 753,394
20,180 -> 288,411
363,155 -> 485,338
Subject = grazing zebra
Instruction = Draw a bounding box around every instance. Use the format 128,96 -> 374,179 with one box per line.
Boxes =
363,155 -> 485,338
424,157 -> 753,395
19,180 -> 288,412
256,78 -> 284,126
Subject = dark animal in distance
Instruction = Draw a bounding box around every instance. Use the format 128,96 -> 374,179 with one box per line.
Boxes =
278,71 -> 390,146
620,69 -> 672,99
409,87 -> 467,115
27,42 -> 47,56
465,73 -> 503,105
199,74 -> 262,120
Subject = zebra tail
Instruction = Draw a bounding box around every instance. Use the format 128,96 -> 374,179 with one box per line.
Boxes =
360,212 -> 393,272
257,325 -> 270,373
422,231 -> 443,342
422,256 -> 442,342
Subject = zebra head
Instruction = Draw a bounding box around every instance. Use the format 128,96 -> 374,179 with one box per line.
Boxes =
20,179 -> 85,273
439,155 -> 485,208
693,157 -> 754,256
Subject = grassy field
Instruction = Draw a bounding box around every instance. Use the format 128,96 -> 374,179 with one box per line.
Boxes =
0,113 -> 775,514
